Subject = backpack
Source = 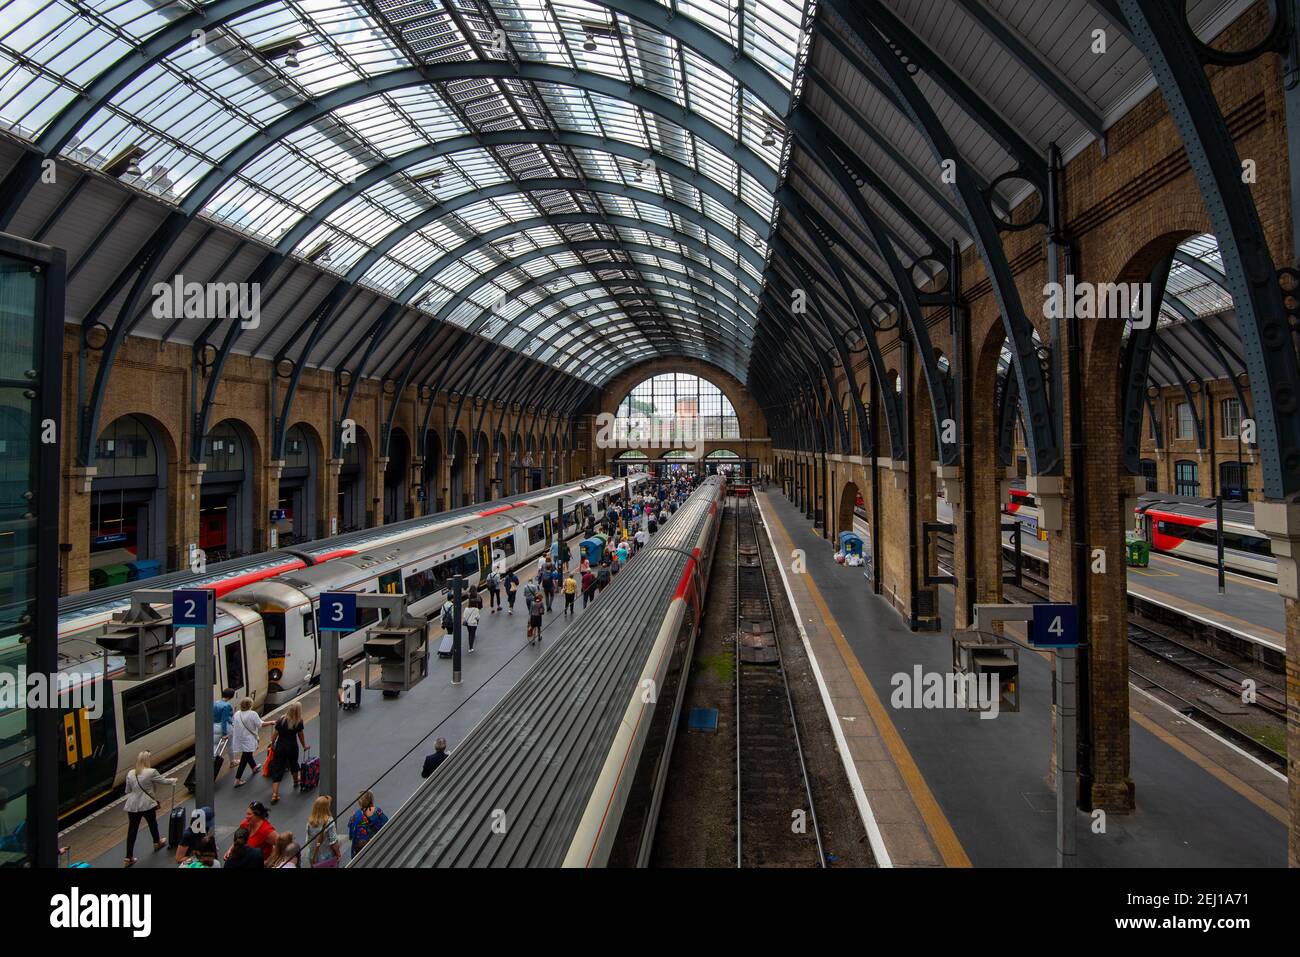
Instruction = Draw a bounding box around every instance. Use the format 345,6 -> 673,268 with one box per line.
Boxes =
487,572 -> 500,590
441,602 -> 454,630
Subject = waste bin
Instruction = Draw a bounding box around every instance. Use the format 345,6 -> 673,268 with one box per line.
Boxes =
103,563 -> 130,587
838,531 -> 864,558
1125,537 -> 1149,568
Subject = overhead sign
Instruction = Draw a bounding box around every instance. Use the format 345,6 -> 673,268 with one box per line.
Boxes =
172,588 -> 216,628
319,592 -> 358,632
1030,603 -> 1079,648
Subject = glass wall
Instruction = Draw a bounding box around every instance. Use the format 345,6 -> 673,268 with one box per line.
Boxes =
613,373 -> 740,442
0,236 -> 62,867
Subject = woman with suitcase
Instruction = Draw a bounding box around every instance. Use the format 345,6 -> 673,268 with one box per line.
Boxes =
230,697 -> 264,787
122,750 -> 176,867
265,701 -> 307,805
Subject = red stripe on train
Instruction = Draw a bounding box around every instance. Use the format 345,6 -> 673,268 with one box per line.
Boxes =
672,547 -> 702,601
211,560 -> 309,597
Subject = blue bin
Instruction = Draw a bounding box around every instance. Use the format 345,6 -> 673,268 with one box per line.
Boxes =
127,559 -> 161,581
580,535 -> 607,564
838,531 -> 864,558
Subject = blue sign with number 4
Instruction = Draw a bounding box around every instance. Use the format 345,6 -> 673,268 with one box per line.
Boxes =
1030,603 -> 1078,648
173,588 -> 215,628
319,592 -> 357,631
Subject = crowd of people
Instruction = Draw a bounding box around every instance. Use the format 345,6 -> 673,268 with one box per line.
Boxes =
119,470 -> 703,869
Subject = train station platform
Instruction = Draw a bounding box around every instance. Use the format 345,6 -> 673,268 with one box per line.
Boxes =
763,489 -> 1286,868
60,537 -> 615,869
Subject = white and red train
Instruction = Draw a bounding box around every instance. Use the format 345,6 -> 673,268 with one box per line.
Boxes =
50,475 -> 650,820
1000,484 -> 1275,580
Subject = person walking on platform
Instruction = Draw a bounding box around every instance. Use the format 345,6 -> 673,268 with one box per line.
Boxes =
504,569 -> 519,615
122,750 -> 175,867
581,567 -> 596,608
522,574 -> 539,616
563,571 -> 577,615
305,795 -> 341,869
636,526 -> 648,552
527,591 -> 545,645
421,738 -> 449,778
347,791 -> 388,861
265,700 -> 306,805
230,697 -> 264,788
596,559 -> 611,592
559,539 -> 571,573
213,687 -> 234,745
486,569 -> 502,613
464,601 -> 480,653
542,562 -> 556,611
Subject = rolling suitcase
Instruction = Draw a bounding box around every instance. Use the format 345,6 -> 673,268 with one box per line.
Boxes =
341,677 -> 362,711
183,736 -> 228,792
437,633 -> 454,658
299,747 -> 320,792
167,785 -> 186,849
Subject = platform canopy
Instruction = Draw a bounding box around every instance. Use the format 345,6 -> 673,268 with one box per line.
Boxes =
0,0 -> 1253,399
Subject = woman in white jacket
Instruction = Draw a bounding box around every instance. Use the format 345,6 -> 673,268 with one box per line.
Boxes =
463,602 -> 481,653
230,697 -> 264,787
123,751 -> 176,867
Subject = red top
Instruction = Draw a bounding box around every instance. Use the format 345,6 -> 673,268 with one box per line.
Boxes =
243,816 -> 278,861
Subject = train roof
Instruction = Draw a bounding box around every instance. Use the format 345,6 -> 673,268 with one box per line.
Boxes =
58,476 -> 618,627
1137,494 -> 1255,522
352,475 -> 723,868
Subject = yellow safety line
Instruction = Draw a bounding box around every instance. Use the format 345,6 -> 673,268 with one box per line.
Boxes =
1129,708 -> 1287,824
763,500 -> 972,868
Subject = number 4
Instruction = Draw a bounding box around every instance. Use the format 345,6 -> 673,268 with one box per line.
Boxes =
1048,615 -> 1063,637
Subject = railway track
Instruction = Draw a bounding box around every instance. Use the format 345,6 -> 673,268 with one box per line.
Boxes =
735,495 -> 825,868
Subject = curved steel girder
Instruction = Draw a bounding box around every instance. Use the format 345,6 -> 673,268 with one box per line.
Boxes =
836,0 -> 1047,182
308,219 -> 762,456
772,256 -> 873,455
780,189 -> 898,303
996,368 -> 1019,468
1177,314 -> 1253,428
418,274 -> 756,388
791,106 -> 946,257
1145,395 -> 1163,450
371,235 -> 759,399
757,284 -> 844,440
181,64 -> 778,222
1119,0 -> 1300,498
1121,253 -> 1174,472
78,211 -> 188,466
771,234 -> 906,460
831,0 -> 1059,475
273,135 -> 770,259
783,125 -> 958,465
287,206 -> 762,383
1151,335 -> 1206,450
402,268 -> 755,390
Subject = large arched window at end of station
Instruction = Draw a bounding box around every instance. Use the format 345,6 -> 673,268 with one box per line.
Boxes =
614,373 -> 739,443
90,414 -> 169,588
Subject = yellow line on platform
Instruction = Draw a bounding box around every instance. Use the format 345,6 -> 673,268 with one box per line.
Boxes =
763,501 -> 972,868
1129,708 -> 1287,824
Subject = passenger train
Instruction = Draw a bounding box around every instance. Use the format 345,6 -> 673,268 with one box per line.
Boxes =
50,474 -> 651,820
998,482 -> 1276,580
351,475 -> 726,868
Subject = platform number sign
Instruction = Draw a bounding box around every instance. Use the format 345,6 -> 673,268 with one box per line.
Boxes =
319,592 -> 358,632
1030,603 -> 1079,648
172,588 -> 216,628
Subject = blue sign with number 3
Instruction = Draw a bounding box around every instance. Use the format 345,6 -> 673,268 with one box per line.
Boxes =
173,588 -> 215,627
319,592 -> 357,631
1030,603 -> 1079,648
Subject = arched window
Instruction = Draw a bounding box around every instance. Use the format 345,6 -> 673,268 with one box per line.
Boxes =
614,373 -> 738,441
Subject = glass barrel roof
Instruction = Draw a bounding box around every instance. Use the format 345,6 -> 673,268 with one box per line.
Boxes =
0,0 -> 814,383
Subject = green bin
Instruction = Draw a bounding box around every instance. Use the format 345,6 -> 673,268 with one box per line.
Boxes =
1125,537 -> 1149,568
103,563 -> 131,587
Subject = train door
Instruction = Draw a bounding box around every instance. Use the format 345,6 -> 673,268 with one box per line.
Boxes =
543,513 -> 553,547
299,608 -> 319,681
56,686 -> 118,818
477,537 -> 492,583
219,630 -> 248,698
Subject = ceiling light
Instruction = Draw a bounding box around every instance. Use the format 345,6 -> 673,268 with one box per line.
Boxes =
256,37 -> 306,70
305,240 -> 331,264
583,33 -> 597,51
284,50 -> 299,69
103,145 -> 145,179
762,127 -> 776,147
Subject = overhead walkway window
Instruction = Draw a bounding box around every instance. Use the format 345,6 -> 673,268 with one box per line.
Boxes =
202,420 -> 254,560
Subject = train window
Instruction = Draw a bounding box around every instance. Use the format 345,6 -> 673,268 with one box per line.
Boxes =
121,665 -> 197,743
262,613 -> 286,657
404,567 -> 442,604
1157,520 -> 1272,556
494,535 -> 515,559
527,522 -> 545,545
223,641 -> 245,691
378,570 -> 402,595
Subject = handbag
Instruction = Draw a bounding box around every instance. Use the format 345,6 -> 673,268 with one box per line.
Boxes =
262,743 -> 274,777
310,824 -> 338,868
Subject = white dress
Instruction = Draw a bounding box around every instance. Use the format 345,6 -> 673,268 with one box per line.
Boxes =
230,709 -> 262,754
